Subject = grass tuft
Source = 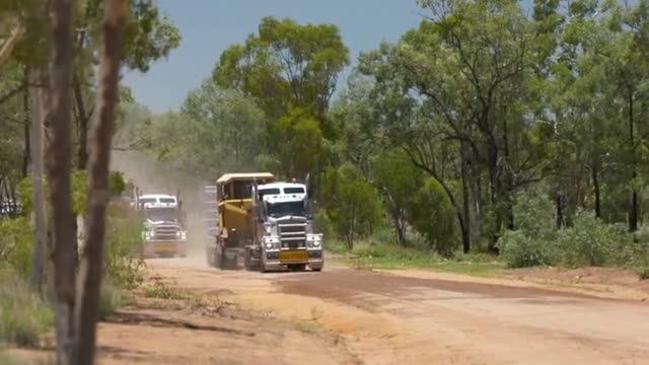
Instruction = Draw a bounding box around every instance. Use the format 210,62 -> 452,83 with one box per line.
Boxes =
0,270 -> 53,347
328,241 -> 504,276
143,280 -> 185,300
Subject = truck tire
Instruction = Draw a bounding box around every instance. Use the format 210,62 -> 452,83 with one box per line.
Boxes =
206,248 -> 214,267
215,247 -> 224,269
244,249 -> 252,271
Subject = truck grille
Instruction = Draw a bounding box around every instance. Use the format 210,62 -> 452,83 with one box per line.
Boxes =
153,224 -> 179,240
278,222 -> 307,248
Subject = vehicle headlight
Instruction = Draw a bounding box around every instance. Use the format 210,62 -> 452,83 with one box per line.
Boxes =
307,234 -> 322,248
263,236 -> 280,249
264,223 -> 278,236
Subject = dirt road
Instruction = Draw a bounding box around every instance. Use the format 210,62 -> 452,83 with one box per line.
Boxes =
82,256 -> 649,365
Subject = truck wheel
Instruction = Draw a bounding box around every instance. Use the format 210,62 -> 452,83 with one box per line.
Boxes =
312,268 -> 322,272
206,249 -> 213,267
244,249 -> 252,271
215,247 -> 224,269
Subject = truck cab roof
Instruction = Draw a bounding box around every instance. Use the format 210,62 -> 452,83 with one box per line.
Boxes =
138,194 -> 178,208
258,182 -> 307,204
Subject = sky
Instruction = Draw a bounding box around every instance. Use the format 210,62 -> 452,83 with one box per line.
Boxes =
122,0 -> 423,113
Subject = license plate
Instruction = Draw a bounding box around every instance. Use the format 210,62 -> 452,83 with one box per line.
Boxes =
279,250 -> 308,264
155,243 -> 176,253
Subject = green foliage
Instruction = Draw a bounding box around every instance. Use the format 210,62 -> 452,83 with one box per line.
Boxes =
407,178 -> 458,256
497,190 -> 557,268
371,149 -> 423,244
276,108 -> 327,178
497,230 -> 549,268
512,188 -> 556,239
499,206 -> 636,269
320,164 -> 383,249
0,270 -> 52,347
330,239 -> 504,275
109,171 -> 127,196
0,218 -> 34,279
105,205 -> 145,290
98,280 -> 122,321
123,0 -> 182,72
214,16 -> 349,121
556,210 -> 629,267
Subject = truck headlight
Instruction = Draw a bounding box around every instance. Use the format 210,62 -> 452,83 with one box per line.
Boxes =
264,223 -> 278,236
176,231 -> 187,240
307,234 -> 322,248
263,236 -> 280,249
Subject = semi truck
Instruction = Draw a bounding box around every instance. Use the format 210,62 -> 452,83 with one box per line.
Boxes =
135,193 -> 188,258
205,173 -> 323,272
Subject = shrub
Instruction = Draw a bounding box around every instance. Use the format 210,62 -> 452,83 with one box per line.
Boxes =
99,280 -> 122,321
0,270 -> 52,347
407,178 -> 458,257
497,230 -> 548,268
105,204 -> 145,290
512,187 -> 555,239
555,210 -> 629,267
0,218 -> 34,279
320,164 -> 384,249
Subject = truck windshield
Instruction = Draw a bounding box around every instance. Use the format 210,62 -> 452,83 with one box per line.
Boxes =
145,207 -> 178,221
267,201 -> 306,218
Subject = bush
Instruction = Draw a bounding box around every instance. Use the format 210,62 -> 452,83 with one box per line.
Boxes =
556,210 -> 629,267
105,204 -> 145,290
513,187 -> 555,239
0,218 -> 34,279
99,280 -> 122,321
320,164 -> 384,249
497,230 -> 549,268
407,178 -> 458,257
0,270 -> 53,347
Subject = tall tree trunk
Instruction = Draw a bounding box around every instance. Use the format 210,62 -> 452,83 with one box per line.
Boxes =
74,1 -> 127,364
555,193 -> 563,229
628,90 -> 638,232
502,116 -> 514,230
22,69 -> 31,178
487,141 -> 500,251
592,162 -> 601,219
44,0 -> 76,364
460,152 -> 471,254
30,70 -> 47,292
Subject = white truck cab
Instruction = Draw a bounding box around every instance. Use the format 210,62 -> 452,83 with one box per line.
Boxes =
250,182 -> 323,272
136,193 -> 188,257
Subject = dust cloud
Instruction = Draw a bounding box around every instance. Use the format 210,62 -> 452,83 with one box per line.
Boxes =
110,150 -> 211,265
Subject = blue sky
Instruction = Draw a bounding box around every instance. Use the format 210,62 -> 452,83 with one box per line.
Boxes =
123,0 -> 423,113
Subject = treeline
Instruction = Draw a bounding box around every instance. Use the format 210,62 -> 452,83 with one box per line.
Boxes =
130,0 -> 649,270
